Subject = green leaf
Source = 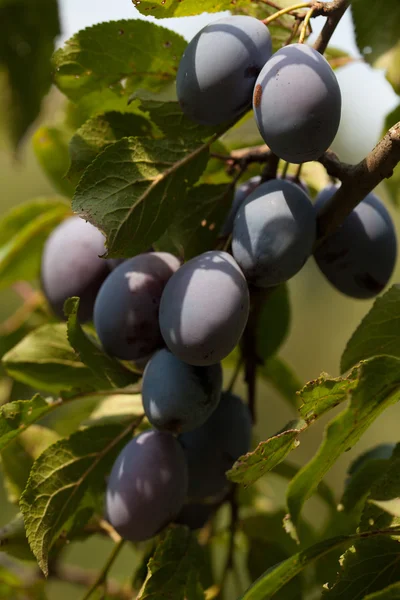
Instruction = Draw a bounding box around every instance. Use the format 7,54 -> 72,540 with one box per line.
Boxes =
351,0 -> 400,65
286,356 -> 400,532
132,0 -> 230,18
324,46 -> 353,70
32,126 -> 75,197
323,537 -> 400,599
383,106 -> 400,207
240,529 -> 400,600
138,100 -> 217,141
20,420 -> 140,576
65,297 -> 137,389
227,423 -> 303,486
0,198 -> 71,289
3,322 -> 99,393
53,20 -> 186,106
384,43 -> 400,95
341,286 -> 400,373
0,561 -> 46,599
260,357 -> 302,409
0,0 -> 60,146
84,392 -> 143,426
298,371 -> 357,423
155,183 -> 233,260
68,111 -> 153,183
0,395 -> 54,451
138,525 -> 205,599
1,424 -> 60,503
364,583 -> 400,599
256,285 -> 290,361
72,136 -> 212,257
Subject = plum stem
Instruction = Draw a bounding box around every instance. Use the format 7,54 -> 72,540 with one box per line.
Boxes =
299,7 -> 315,43
262,2 -> 311,25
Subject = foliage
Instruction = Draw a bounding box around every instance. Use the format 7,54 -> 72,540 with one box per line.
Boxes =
0,1 -> 400,599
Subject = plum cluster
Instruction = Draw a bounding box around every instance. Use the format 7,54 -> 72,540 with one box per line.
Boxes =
37,16 -> 397,544
177,16 -> 341,163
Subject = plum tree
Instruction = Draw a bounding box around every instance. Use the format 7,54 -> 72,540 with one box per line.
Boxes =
176,15 -> 272,125
232,179 -> 316,287
94,252 -> 180,360
105,430 -> 188,542
142,348 -> 222,433
253,43 -> 341,163
314,187 -> 397,299
159,251 -> 250,366
178,391 -> 252,500
41,216 -> 111,322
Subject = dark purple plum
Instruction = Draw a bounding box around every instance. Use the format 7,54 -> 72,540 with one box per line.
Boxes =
176,16 -> 272,126
179,391 -> 252,500
41,216 -> 111,322
159,251 -> 249,366
314,187 -> 397,299
106,430 -> 188,542
142,349 -> 222,433
253,44 -> 341,163
231,179 -> 316,287
220,176 -> 261,237
94,252 -> 180,361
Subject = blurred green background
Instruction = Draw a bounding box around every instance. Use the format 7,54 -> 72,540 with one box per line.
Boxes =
0,3 -> 400,597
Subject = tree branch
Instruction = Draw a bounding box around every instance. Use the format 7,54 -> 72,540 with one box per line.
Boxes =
313,0 -> 350,54
316,121 -> 400,241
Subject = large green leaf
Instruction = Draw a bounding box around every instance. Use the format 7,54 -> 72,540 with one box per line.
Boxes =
286,356 -> 400,532
138,100 -> 217,141
341,286 -> 400,373
241,528 -> 400,600
351,0 -> 400,65
383,106 -> 400,207
137,526 -> 205,599
227,423 -> 303,486
0,198 -> 71,289
65,297 -> 137,389
53,20 -> 186,106
68,111 -> 153,182
256,284 -> 290,361
2,323 -> 99,393
0,0 -> 60,146
155,183 -> 233,260
20,420 -> 140,575
72,136 -> 212,257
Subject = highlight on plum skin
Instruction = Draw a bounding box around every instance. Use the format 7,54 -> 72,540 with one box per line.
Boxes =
176,15 -> 272,126
41,216 -> 111,323
159,250 -> 250,366
105,430 -> 188,542
253,43 -> 342,163
231,179 -> 316,288
94,252 -> 180,361
142,348 -> 223,434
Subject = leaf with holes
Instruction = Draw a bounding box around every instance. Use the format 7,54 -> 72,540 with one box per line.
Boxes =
227,424 -> 303,486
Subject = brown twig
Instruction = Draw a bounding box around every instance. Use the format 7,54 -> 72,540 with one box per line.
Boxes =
312,0 -> 350,54
316,121 -> 400,242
